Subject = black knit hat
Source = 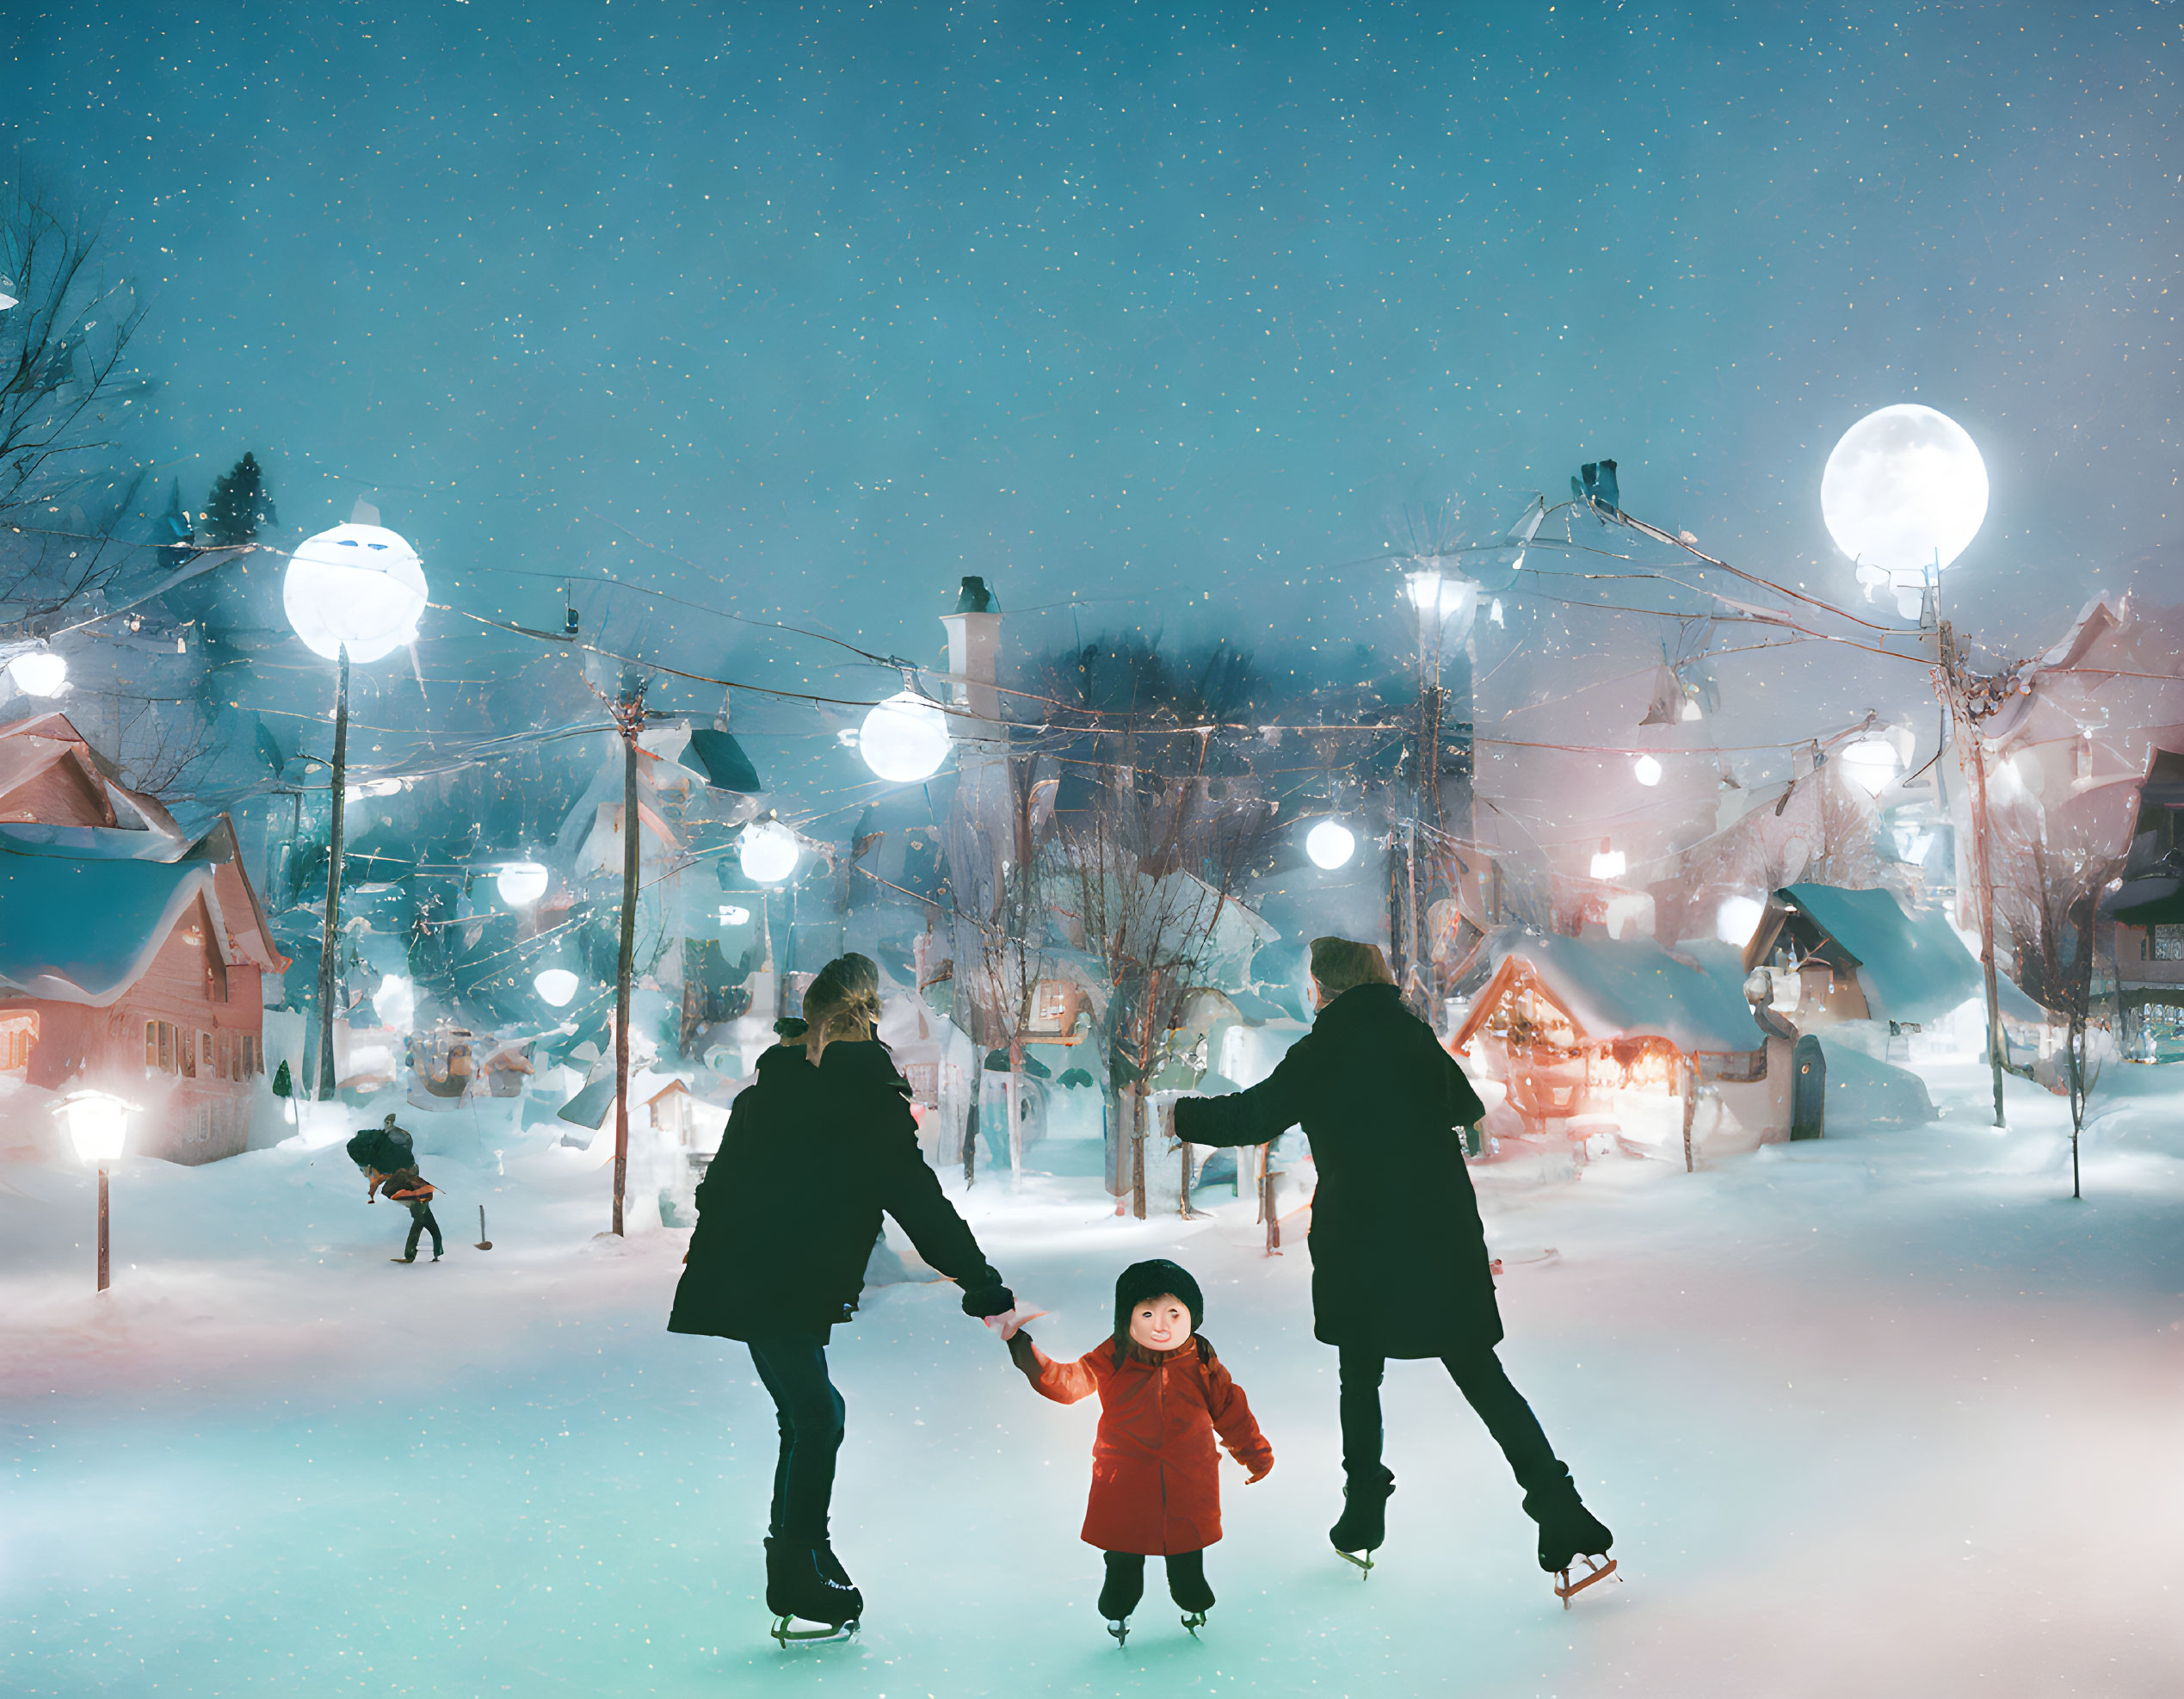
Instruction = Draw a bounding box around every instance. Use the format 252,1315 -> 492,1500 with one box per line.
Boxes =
1112,1258 -> 1205,1344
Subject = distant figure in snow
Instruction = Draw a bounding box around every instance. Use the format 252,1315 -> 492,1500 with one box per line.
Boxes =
347,1114 -> 440,1262
668,955 -> 1015,1644
1002,1257 -> 1273,1646
1173,936 -> 1613,1593
383,1166 -> 444,1263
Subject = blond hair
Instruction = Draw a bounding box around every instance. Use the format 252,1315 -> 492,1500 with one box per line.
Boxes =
1309,936 -> 1394,998
801,958 -> 883,1064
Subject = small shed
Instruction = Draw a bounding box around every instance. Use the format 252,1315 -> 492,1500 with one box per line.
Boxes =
1743,884 -> 1990,1031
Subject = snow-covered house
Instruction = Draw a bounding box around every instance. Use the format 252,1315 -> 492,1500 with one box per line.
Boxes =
0,713 -> 285,1164
1452,929 -> 1786,1158
1743,884 -> 1989,1033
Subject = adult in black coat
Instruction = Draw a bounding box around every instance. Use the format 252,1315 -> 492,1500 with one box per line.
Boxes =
669,961 -> 1014,1631
1173,936 -> 1611,1577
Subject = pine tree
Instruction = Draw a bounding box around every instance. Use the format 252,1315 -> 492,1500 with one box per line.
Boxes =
201,452 -> 277,545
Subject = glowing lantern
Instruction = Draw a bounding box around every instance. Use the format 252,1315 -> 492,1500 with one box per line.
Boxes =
1590,842 -> 1627,881
534,968 -> 581,1007
1839,738 -> 1899,798
1632,754 -> 1663,787
739,820 -> 801,885
1716,896 -> 1765,948
1305,819 -> 1357,870
496,862 -> 551,906
8,649 -> 67,696
859,691 -> 952,782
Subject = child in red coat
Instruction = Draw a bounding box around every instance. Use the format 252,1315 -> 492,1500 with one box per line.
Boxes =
1003,1257 -> 1273,1641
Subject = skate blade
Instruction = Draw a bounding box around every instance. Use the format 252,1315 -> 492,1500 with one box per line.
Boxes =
1333,1546 -> 1376,1580
770,1615 -> 860,1646
1553,1555 -> 1618,1609
1181,1610 -> 1208,1639
1105,1620 -> 1130,1649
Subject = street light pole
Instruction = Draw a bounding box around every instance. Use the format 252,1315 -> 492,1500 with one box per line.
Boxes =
96,1164 -> 109,1292
317,643 -> 350,1099
610,683 -> 645,1237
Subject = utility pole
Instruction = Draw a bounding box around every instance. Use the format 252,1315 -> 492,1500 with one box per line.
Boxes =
609,682 -> 646,1235
316,644 -> 351,1099
1938,621 -> 2008,1128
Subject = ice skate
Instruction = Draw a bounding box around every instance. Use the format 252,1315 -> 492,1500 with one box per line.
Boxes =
1330,1472 -> 1392,1577
1180,1609 -> 1210,1638
1537,1500 -> 1617,1607
1552,1553 -> 1619,1609
763,1539 -> 861,1644
1105,1617 -> 1131,1648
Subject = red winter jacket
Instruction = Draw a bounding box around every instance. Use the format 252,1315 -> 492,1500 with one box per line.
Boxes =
1010,1332 -> 1273,1556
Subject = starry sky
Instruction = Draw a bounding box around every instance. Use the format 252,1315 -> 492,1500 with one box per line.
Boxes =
9,1 -> 2182,767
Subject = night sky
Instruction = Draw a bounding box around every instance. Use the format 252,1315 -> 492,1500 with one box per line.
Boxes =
9,2 -> 2181,763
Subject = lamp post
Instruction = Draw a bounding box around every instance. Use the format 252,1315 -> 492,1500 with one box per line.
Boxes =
283,512 -> 429,1102
58,1092 -> 133,1292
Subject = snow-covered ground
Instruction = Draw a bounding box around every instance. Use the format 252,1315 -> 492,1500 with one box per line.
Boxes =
7,1060 -> 2184,1696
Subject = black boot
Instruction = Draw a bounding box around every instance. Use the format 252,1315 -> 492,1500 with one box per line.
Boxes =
762,1536 -> 792,1619
1098,1552 -> 1145,1625
771,1540 -> 862,1628
1528,1484 -> 1614,1574
1330,1467 -> 1394,1559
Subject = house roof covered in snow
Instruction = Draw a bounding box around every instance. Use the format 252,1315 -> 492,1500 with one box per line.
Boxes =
1761,884 -> 2000,1028
1458,929 -> 1765,1054
0,848 -> 230,1005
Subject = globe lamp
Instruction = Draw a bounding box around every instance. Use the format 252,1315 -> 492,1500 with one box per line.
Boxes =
497,862 -> 551,906
8,649 -> 67,696
859,691 -> 952,783
739,820 -> 801,885
1305,819 -> 1357,871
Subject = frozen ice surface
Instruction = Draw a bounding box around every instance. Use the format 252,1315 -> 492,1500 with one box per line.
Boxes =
6,1060 -> 2184,1695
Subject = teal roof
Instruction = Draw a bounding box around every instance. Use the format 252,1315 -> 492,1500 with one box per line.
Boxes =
1777,885 -> 1985,1028
0,848 -> 219,1005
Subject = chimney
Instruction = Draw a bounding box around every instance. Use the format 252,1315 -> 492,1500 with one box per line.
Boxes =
939,576 -> 1003,726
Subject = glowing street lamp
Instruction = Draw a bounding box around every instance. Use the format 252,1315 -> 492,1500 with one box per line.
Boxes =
858,690 -> 952,783
496,861 -> 551,906
739,819 -> 801,885
1632,754 -> 1663,788
1839,737 -> 1900,798
285,512 -> 429,1101
56,1092 -> 133,1292
1305,819 -> 1357,871
534,967 -> 581,1008
7,648 -> 68,696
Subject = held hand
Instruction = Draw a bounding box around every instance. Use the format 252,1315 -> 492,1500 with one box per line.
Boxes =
982,1307 -> 1046,1342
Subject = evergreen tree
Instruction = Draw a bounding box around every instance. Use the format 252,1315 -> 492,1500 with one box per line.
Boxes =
201,452 -> 276,545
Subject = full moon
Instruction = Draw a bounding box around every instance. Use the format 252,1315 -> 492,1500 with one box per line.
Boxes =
1821,404 -> 1989,577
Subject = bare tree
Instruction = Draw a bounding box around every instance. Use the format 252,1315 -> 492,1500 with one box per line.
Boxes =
0,170 -> 153,624
1988,799 -> 2124,1197
1054,748 -> 1272,1217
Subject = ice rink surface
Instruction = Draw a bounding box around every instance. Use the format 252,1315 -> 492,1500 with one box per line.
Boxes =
7,1058 -> 2183,1696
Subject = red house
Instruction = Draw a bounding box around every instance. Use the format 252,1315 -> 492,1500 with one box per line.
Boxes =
0,712 -> 286,1164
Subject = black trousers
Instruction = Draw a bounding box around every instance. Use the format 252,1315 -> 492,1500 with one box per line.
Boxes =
1101,1548 -> 1212,1616
402,1201 -> 443,1258
1337,1344 -> 1575,1517
747,1335 -> 847,1547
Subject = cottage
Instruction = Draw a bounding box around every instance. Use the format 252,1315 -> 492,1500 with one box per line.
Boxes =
1452,929 -> 1786,1158
0,713 -> 285,1164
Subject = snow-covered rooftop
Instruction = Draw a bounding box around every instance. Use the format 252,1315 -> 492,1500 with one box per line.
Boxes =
1481,929 -> 1765,1053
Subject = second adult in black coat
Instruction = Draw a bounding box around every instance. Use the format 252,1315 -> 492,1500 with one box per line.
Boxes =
1175,957 -> 1610,1579
1173,979 -> 1496,1360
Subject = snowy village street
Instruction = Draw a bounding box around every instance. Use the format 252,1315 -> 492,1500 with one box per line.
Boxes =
10,7 -> 2184,1697
8,1060 -> 2181,1698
